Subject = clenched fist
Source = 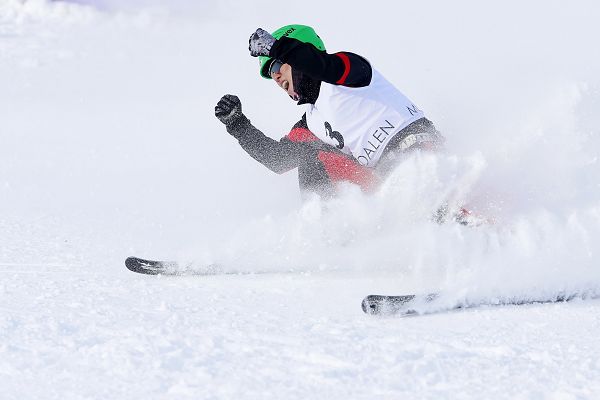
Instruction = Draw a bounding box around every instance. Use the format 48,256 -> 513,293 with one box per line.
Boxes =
215,94 -> 243,126
248,28 -> 275,57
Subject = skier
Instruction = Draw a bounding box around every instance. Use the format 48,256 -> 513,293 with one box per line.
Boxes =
215,24 -> 443,197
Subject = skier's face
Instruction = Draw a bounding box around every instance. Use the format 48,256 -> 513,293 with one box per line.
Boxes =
271,63 -> 299,101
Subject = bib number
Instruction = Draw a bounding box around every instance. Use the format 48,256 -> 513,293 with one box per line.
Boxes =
324,122 -> 344,149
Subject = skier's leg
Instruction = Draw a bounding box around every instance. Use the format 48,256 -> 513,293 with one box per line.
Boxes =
376,118 -> 444,176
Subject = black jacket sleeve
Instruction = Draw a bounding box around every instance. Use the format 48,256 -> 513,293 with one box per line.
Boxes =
226,115 -> 307,174
269,36 -> 372,87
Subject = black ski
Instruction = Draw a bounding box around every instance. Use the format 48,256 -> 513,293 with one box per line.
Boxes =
362,294 -> 438,315
362,292 -> 591,316
125,257 -> 180,275
125,256 -> 241,276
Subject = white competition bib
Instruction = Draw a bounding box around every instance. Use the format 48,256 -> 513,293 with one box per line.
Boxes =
304,68 -> 425,167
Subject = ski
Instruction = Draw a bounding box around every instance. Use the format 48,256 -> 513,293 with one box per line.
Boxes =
125,257 -> 179,275
124,256 -> 280,276
125,256 -> 226,276
361,294 -> 438,316
362,292 -> 592,316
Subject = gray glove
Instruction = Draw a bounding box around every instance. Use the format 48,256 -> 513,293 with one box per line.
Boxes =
215,94 -> 252,137
248,28 -> 275,57
215,94 -> 244,125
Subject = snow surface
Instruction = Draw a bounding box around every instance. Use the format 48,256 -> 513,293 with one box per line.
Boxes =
2,0 -> 600,398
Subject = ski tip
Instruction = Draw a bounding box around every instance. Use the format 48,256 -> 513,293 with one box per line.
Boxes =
125,256 -> 162,275
124,256 -> 136,269
362,299 -> 378,315
361,297 -> 370,314
362,294 -> 420,316
361,295 -> 385,315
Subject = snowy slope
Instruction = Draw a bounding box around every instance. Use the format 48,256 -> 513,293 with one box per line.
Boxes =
1,0 -> 600,398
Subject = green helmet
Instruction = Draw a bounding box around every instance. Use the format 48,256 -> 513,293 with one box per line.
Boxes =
258,24 -> 326,79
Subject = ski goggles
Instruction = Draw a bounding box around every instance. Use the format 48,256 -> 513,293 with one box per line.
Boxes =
268,59 -> 284,76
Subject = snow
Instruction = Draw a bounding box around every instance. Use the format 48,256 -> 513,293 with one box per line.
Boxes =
3,270 -> 600,399
1,0 -> 600,398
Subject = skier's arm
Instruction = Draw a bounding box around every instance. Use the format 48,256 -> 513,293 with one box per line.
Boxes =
229,117 -> 305,174
215,94 -> 303,174
270,36 -> 372,87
